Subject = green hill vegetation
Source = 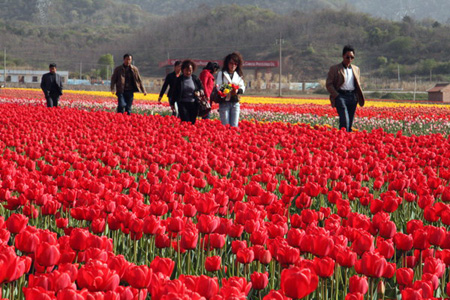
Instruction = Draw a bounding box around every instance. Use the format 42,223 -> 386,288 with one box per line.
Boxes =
117,0 -> 450,23
0,2 -> 449,82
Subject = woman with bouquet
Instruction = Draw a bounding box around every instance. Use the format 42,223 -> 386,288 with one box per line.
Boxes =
216,52 -> 245,127
172,60 -> 205,124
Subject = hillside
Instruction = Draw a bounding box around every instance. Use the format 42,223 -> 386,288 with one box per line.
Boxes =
0,0 -> 152,25
118,0 -> 450,23
129,5 -> 450,81
1,3 -> 449,82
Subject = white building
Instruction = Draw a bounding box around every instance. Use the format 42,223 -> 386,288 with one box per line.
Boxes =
0,69 -> 69,84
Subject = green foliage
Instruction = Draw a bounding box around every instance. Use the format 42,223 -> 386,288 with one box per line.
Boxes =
114,0 -> 450,23
376,56 -> 388,67
1,1 -> 450,81
380,92 -> 428,101
385,37 -> 415,55
97,54 -> 114,79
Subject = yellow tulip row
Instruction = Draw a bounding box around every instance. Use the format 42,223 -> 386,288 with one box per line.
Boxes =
8,88 -> 450,109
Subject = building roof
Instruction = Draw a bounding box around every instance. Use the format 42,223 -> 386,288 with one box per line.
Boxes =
158,59 -> 279,68
427,83 -> 450,93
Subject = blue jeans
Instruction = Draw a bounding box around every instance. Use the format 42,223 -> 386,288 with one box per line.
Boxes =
335,92 -> 357,132
117,91 -> 134,115
219,102 -> 240,127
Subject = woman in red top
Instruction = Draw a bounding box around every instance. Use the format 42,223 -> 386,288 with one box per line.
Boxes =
199,62 -> 219,119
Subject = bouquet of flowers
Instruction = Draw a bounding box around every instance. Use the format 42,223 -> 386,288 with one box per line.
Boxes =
217,83 -> 240,99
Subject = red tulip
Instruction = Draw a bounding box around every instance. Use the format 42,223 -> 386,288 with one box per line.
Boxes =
155,234 -> 170,249
180,228 -> 199,250
124,264 -> 153,289
150,256 -> 175,277
263,290 -> 290,300
396,268 -> 414,287
281,267 -> 318,299
311,234 -> 334,257
231,240 -> 247,254
345,292 -> 364,300
393,232 -> 414,252
57,288 -> 88,300
107,255 -> 131,279
36,242 -> 61,267
205,256 -> 222,272
313,256 -> 335,278
401,287 -> 423,300
356,252 -> 387,278
23,287 -> 56,300
77,260 -> 120,292
194,275 -> 219,300
412,229 -> 430,250
197,215 -> 220,234
237,248 -> 255,265
423,257 -> 445,278
334,245 -> 357,268
15,226 -> 40,254
209,233 -> 226,249
413,280 -> 433,298
376,237 -> 395,259
250,272 -> 269,290
69,228 -> 90,252
427,226 -> 445,247
5,213 -> 28,234
349,275 -> 368,294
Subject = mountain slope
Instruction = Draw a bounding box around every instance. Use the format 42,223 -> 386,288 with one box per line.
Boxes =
117,0 -> 450,22
0,0 -> 152,26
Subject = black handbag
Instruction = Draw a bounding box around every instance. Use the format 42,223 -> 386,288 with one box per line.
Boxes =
210,86 -> 224,104
197,91 -> 211,117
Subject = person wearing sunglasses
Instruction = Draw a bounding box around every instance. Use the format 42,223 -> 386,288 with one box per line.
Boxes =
326,45 -> 365,132
216,52 -> 245,128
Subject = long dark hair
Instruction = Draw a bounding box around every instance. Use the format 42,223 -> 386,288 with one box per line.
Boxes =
203,62 -> 219,73
222,52 -> 244,78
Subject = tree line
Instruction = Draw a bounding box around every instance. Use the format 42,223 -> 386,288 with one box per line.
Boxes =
1,3 -> 449,82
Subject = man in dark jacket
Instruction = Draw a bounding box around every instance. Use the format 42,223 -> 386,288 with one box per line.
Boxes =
41,63 -> 63,107
326,45 -> 365,132
158,60 -> 181,116
110,53 -> 147,115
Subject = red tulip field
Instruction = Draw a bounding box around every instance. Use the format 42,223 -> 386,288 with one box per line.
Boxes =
1,88 -> 450,299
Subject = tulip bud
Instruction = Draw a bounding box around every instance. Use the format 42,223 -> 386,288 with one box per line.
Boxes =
377,280 -> 385,296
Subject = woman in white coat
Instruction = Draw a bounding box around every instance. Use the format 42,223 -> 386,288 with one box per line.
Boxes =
216,52 -> 245,127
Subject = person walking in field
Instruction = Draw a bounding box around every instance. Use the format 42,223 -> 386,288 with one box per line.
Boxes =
171,60 -> 205,124
199,61 -> 220,119
110,53 -> 146,115
40,63 -> 63,108
216,52 -> 245,127
158,60 -> 182,116
326,45 -> 365,132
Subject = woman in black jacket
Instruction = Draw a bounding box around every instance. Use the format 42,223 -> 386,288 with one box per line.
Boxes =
172,60 -> 205,124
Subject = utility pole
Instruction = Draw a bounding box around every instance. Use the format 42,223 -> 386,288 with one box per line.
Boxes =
3,48 -> 6,87
276,32 -> 284,97
79,61 -> 82,80
413,75 -> 417,101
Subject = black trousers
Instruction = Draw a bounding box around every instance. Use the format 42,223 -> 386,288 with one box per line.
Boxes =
335,91 -> 357,132
46,93 -> 60,107
177,101 -> 199,124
